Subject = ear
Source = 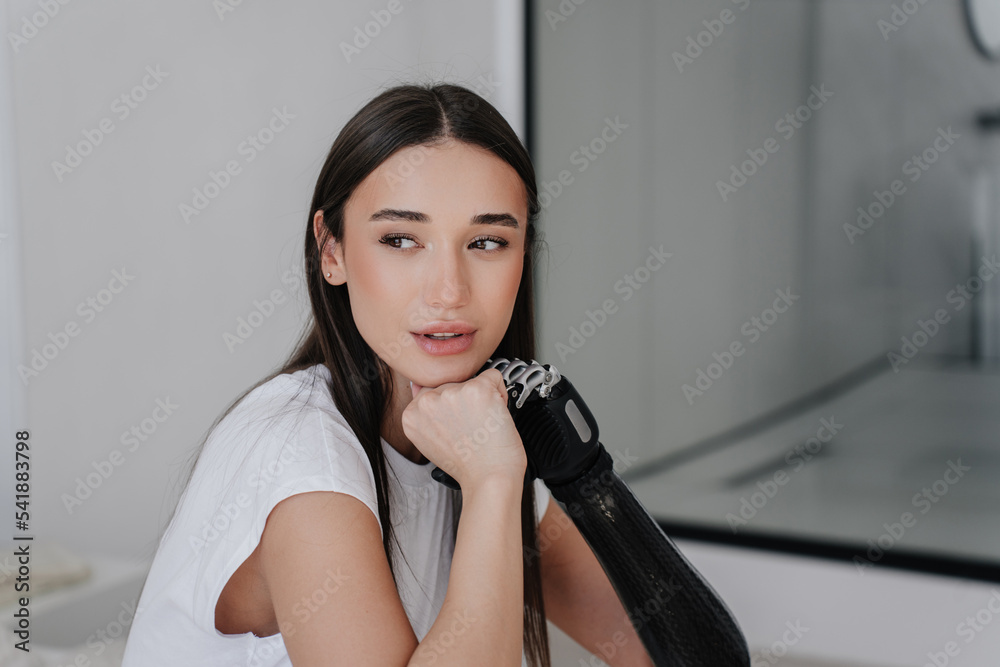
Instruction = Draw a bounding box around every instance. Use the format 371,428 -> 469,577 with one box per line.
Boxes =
313,210 -> 346,285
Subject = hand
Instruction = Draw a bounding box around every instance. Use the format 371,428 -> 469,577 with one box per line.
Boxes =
402,369 -> 527,487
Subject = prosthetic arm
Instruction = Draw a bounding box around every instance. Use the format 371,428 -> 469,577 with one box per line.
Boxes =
431,358 -> 750,667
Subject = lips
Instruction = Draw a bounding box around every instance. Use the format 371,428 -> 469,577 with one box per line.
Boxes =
412,321 -> 476,335
411,330 -> 475,356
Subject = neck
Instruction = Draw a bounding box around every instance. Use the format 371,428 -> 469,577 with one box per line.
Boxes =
381,369 -> 429,465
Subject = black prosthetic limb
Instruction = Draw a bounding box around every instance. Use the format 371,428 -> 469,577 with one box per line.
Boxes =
431,358 -> 750,667
546,444 -> 750,666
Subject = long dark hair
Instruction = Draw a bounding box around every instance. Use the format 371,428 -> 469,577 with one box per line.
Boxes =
166,82 -> 550,665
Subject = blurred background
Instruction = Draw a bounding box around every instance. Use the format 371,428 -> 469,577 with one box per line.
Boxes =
2,0 -> 999,665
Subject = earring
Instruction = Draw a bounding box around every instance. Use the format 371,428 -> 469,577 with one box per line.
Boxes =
326,273 -> 331,278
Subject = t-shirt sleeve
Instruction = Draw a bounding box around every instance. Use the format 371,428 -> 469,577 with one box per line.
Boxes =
192,402 -> 380,630
252,406 -> 381,540
533,477 -> 551,522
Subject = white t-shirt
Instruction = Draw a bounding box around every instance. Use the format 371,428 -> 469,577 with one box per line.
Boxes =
121,363 -> 551,667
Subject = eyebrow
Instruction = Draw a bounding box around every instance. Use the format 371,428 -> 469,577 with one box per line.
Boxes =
368,208 -> 520,229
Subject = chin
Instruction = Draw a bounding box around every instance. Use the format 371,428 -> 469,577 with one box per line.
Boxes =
416,359 -> 488,386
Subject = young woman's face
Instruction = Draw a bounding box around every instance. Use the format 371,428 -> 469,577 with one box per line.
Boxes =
318,138 -> 528,389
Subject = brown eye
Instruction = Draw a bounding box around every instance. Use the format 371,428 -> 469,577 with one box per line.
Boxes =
472,236 -> 509,253
378,233 -> 417,250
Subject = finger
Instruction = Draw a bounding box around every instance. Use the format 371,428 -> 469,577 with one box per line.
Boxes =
484,369 -> 508,402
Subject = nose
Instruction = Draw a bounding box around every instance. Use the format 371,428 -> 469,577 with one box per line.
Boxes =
423,252 -> 470,311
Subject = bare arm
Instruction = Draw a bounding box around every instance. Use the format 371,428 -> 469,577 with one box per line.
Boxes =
403,369 -> 530,665
409,472 -> 525,666
258,471 -> 527,667
259,490 -> 418,666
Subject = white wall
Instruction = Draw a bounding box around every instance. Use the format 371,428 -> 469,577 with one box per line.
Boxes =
3,0 -> 522,563
532,0 -> 995,473
0,0 -> 27,545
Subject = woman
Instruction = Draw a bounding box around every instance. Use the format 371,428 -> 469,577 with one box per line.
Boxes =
121,82 -> 653,667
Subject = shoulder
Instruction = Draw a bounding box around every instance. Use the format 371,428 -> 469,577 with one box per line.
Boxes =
236,365 -> 379,501
221,363 -> 339,436
210,364 -> 364,465
193,363 -> 383,537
